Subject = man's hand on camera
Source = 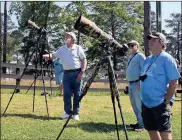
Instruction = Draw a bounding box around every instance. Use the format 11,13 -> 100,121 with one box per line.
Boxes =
43,54 -> 50,61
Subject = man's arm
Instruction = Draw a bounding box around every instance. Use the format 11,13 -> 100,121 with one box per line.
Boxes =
165,79 -> 178,101
77,58 -> 87,81
43,53 -> 52,60
81,59 -> 87,72
164,56 -> 181,101
43,53 -> 56,60
43,47 -> 61,60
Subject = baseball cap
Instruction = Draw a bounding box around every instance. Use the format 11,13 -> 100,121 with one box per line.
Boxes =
128,40 -> 139,46
66,32 -> 77,42
147,32 -> 167,43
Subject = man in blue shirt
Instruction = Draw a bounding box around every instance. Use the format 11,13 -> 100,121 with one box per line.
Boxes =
140,32 -> 181,140
126,40 -> 146,131
53,58 -> 64,96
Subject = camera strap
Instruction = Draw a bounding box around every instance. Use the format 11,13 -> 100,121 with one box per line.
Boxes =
146,52 -> 161,72
127,52 -> 139,66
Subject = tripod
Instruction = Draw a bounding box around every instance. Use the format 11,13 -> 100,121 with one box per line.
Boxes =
2,28 -> 50,119
24,36 -> 54,111
56,50 -> 129,140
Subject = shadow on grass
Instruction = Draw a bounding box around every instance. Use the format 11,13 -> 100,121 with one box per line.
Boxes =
78,122 -> 134,133
1,113 -> 61,120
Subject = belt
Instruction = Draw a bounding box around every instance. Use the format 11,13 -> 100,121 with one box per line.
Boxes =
64,68 -> 81,72
129,79 -> 140,84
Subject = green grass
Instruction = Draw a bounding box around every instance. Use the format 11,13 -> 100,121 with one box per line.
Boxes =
1,89 -> 181,140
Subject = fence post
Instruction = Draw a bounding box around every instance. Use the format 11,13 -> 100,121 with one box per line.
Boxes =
15,67 -> 20,93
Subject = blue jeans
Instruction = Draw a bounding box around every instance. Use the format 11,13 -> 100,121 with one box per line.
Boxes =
63,70 -> 84,115
128,82 -> 144,128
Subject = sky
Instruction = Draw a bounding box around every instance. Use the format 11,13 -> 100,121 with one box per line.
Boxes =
1,1 -> 181,33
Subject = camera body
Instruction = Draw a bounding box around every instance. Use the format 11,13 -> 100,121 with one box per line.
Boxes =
139,74 -> 148,82
124,86 -> 129,95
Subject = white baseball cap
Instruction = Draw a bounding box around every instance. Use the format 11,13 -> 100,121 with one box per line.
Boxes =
66,32 -> 77,42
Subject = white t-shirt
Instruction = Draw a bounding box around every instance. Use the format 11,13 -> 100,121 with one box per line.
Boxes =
53,44 -> 86,70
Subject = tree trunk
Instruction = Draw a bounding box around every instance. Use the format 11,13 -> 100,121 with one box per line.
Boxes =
0,3 -> 2,63
144,1 -> 151,57
3,1 -> 7,73
110,2 -> 117,70
177,20 -> 180,64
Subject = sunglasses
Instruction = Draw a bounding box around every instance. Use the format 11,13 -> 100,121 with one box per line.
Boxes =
128,44 -> 135,48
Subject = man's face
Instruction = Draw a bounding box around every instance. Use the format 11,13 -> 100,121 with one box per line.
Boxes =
128,44 -> 138,53
65,34 -> 72,44
148,38 -> 163,53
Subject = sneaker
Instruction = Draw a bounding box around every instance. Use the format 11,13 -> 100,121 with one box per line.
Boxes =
134,125 -> 144,132
41,92 -> 48,96
72,115 -> 79,120
60,113 -> 70,119
58,93 -> 63,96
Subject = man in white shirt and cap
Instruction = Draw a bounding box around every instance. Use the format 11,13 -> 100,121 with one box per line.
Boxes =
43,32 -> 87,120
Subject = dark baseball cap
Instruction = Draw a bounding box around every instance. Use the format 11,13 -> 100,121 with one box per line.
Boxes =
147,32 -> 167,43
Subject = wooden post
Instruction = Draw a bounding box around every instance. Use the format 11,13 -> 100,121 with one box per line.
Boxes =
15,67 -> 20,93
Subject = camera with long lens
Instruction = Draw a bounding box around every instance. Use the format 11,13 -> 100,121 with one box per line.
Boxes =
74,15 -> 128,56
139,74 -> 148,82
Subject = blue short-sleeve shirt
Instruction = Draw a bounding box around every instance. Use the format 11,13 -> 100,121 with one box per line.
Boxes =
140,51 -> 181,108
126,52 -> 146,81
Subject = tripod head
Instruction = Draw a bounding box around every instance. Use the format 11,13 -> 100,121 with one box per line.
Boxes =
27,20 -> 47,35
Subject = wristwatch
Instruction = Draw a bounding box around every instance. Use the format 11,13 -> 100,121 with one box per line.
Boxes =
163,99 -> 170,106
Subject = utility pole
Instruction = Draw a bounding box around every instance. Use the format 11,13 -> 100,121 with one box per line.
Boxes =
156,1 -> 162,32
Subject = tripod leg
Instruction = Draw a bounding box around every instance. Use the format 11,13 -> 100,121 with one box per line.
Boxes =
40,63 -> 49,119
49,65 -> 53,96
107,56 -> 129,140
33,72 -> 37,112
24,74 -> 39,95
56,57 -> 105,140
3,50 -> 36,116
108,65 -> 120,140
24,73 -> 39,112
33,49 -> 39,112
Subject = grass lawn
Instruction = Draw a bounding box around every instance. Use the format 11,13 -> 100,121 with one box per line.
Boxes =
1,89 -> 181,140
